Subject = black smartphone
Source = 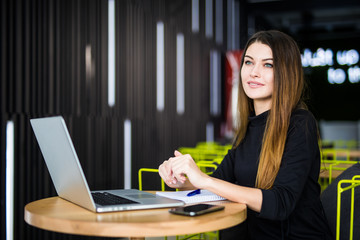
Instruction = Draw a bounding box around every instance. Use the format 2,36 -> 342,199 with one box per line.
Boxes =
169,204 -> 225,216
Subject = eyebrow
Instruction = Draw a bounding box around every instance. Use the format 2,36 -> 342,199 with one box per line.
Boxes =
244,55 -> 273,61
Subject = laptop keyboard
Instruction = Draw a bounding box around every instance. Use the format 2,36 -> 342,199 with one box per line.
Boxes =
91,192 -> 139,206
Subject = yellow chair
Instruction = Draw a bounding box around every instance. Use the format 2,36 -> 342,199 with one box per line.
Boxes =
196,161 -> 219,175
320,139 -> 335,149
319,149 -> 355,190
320,160 -> 358,193
138,168 -> 168,240
138,168 -> 165,191
322,148 -> 350,161
327,160 -> 358,184
176,232 -> 218,240
181,141 -> 229,172
345,140 -> 358,149
179,142 -> 228,168
196,141 -> 223,150
196,142 -> 231,158
336,175 -> 360,240
178,147 -> 202,162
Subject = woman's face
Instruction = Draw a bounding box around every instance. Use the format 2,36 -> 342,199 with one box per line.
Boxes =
241,42 -> 274,115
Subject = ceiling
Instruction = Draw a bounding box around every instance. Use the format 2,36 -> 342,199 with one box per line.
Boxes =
246,0 -> 360,43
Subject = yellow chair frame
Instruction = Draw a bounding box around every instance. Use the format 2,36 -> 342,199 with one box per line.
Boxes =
196,161 -> 218,175
138,168 -> 168,240
138,168 -> 165,191
336,175 -> 360,240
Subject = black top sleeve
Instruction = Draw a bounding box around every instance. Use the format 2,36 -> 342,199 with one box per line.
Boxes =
211,148 -> 237,183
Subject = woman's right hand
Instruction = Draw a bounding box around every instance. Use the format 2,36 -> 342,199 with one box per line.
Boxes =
158,150 -> 188,189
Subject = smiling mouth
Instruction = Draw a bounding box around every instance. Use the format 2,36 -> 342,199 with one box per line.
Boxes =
248,81 -> 264,87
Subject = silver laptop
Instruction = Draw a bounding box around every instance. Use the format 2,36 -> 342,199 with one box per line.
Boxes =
30,116 -> 184,213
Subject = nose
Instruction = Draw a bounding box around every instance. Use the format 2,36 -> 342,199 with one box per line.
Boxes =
250,64 -> 261,78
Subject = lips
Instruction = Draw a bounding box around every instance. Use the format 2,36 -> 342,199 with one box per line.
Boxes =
248,81 -> 264,88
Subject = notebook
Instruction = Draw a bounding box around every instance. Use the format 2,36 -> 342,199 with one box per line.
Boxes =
30,116 -> 184,213
156,190 -> 226,204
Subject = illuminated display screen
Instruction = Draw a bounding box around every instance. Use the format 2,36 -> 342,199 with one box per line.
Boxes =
299,38 -> 360,121
301,48 -> 360,84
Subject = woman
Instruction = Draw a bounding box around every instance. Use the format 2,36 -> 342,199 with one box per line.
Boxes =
158,30 -> 332,239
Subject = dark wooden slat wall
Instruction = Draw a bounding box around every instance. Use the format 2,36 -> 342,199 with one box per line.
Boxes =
0,0 -> 231,239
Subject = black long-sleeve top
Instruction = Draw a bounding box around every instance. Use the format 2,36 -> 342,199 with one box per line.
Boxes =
212,109 -> 332,239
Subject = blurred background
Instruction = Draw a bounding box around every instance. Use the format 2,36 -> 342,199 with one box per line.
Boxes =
1,0 -> 360,239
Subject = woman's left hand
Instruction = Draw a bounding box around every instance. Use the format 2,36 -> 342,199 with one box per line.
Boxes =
169,150 -> 209,189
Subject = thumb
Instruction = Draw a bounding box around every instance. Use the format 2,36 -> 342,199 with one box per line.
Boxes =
174,150 -> 183,157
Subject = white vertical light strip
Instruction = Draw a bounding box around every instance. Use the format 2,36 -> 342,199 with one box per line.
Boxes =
192,0 -> 199,33
6,121 -> 14,240
215,0 -> 223,44
231,76 -> 239,129
205,0 -> 213,38
215,51 -> 221,115
108,0 -> 116,107
85,45 -> 93,81
157,22 -> 165,112
206,122 -> 214,142
176,33 -> 185,115
124,119 -> 131,189
210,51 -> 215,114
210,50 -> 221,116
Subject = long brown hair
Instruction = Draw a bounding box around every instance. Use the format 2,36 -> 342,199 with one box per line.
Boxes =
234,30 -> 306,189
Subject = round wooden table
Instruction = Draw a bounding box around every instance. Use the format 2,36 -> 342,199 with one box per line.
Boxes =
24,196 -> 247,239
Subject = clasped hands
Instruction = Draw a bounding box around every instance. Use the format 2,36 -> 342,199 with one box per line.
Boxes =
158,150 -> 209,190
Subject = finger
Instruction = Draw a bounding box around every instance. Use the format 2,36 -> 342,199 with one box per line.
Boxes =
163,162 -> 182,185
171,172 -> 186,184
171,155 -> 200,184
158,162 -> 174,184
164,158 -> 180,184
174,150 -> 183,157
171,163 -> 188,184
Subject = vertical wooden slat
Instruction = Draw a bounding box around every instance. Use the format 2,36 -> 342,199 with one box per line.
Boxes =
7,0 -> 14,113
0,0 -> 228,239
48,0 -> 55,114
14,0 -> 22,114
55,0 -> 61,114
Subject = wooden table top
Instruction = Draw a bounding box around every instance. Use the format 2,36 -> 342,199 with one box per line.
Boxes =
24,196 -> 247,239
